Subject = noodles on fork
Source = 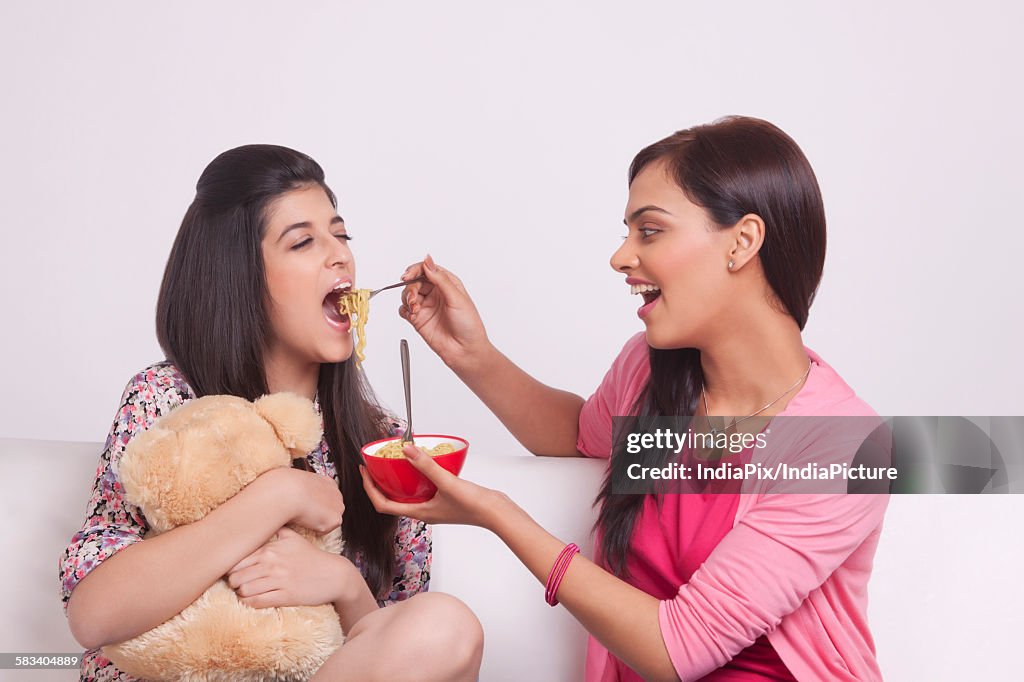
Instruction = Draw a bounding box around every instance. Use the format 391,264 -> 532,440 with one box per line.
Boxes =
337,289 -> 371,363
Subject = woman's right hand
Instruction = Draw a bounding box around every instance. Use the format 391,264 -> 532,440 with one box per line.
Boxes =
399,255 -> 491,372
257,467 -> 345,535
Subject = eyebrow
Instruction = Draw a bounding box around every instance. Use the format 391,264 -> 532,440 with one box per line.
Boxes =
623,205 -> 672,225
276,215 -> 345,243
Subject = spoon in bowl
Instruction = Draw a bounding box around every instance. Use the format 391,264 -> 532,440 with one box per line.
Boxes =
400,339 -> 415,445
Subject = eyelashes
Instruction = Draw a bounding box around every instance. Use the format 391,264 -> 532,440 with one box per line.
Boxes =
621,228 -> 661,241
291,234 -> 353,250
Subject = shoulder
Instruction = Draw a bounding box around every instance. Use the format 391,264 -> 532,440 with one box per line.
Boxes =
120,362 -> 196,405
617,331 -> 651,366
109,362 -> 197,443
578,333 -> 651,456
600,331 -> 651,405
124,362 -> 195,398
600,332 -> 651,392
783,348 -> 877,418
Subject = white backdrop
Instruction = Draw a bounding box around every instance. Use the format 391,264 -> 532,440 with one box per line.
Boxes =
1,1 -> 1022,679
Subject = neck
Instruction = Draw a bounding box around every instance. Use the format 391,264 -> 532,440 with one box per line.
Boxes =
698,307 -> 809,418
263,347 -> 320,400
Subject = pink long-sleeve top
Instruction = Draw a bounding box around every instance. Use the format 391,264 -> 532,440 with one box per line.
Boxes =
577,333 -> 888,682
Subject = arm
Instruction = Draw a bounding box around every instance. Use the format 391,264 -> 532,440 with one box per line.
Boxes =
360,446 -> 680,682
401,256 -> 584,456
225,526 -> 380,635
448,342 -> 585,457
490,496 -> 678,682
656,490 -> 887,678
67,467 -> 342,650
363,443 -> 888,682
224,518 -> 431,635
61,371 -> 344,650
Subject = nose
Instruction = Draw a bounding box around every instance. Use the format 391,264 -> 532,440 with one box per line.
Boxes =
328,235 -> 353,269
610,237 -> 637,273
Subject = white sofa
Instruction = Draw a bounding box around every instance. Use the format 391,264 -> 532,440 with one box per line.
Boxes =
3,438 -> 1022,681
0,438 -> 603,681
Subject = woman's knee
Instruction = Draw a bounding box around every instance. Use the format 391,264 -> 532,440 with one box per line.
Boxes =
401,592 -> 484,673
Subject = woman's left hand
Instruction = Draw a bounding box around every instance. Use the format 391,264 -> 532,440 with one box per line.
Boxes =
360,443 -> 502,528
226,527 -> 352,609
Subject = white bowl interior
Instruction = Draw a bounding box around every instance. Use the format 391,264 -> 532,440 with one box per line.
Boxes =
363,435 -> 467,457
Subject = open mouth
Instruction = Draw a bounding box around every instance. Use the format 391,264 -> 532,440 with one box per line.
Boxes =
323,283 -> 352,326
631,282 -> 662,305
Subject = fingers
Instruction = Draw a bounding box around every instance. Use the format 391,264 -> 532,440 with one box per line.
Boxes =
401,261 -> 434,301
419,254 -> 464,304
360,465 -> 399,514
234,576 -> 281,598
227,563 -> 270,590
401,443 -> 453,488
400,262 -> 425,282
239,589 -> 289,609
401,280 -> 435,323
359,465 -> 422,518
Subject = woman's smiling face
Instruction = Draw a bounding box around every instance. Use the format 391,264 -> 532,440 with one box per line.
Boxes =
261,184 -> 356,367
611,159 -> 734,349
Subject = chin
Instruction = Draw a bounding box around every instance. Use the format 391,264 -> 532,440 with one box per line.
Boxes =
318,343 -> 354,365
643,326 -> 690,351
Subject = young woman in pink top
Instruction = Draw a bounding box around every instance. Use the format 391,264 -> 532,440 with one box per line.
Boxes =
362,116 -> 888,681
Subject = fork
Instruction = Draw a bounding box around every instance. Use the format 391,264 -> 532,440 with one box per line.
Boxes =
368,276 -> 427,300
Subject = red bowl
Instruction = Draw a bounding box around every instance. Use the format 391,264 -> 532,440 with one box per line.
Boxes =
361,434 -> 469,503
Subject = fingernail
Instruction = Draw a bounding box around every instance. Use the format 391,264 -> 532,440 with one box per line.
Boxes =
403,443 -> 421,460
424,254 -> 437,272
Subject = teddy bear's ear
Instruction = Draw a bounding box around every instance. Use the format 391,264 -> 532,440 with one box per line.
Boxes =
254,392 -> 323,457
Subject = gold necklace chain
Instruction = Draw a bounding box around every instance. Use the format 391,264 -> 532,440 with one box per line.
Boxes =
701,360 -> 812,436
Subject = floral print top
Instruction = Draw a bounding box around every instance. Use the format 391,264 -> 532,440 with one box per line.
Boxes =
58,362 -> 431,681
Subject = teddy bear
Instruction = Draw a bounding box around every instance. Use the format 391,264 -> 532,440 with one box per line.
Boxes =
101,392 -> 345,681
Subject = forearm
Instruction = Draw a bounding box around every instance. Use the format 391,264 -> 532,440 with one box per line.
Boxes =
453,343 -> 585,456
66,476 -> 292,649
485,494 -> 678,682
333,559 -> 380,633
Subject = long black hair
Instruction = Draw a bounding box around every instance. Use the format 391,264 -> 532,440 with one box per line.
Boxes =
595,117 -> 827,576
156,144 -> 398,597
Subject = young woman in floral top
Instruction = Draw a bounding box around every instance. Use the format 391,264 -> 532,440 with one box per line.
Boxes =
58,145 -> 483,682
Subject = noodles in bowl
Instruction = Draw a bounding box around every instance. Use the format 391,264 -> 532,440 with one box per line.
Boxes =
361,435 -> 469,503
374,441 -> 456,459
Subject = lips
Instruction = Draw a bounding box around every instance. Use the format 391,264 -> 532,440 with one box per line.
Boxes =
626,277 -> 661,318
637,296 -> 659,319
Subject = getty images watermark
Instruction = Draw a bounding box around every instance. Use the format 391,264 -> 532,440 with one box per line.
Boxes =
609,416 -> 1021,495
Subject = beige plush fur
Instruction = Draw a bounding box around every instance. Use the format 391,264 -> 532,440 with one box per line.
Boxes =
102,393 -> 345,681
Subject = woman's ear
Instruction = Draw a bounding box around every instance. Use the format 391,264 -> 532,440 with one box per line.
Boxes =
254,392 -> 323,457
727,213 -> 766,271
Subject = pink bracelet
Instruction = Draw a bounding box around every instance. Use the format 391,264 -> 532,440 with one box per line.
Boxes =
545,543 -> 580,606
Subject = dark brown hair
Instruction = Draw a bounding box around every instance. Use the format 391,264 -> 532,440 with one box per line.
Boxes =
156,144 -> 398,597
595,116 -> 827,575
